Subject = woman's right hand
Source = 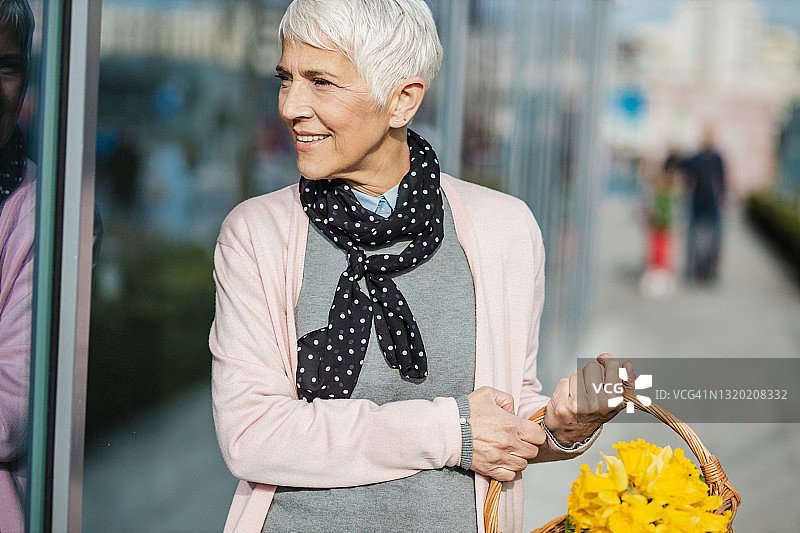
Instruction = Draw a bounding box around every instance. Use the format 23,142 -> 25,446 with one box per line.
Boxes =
467,386 -> 546,481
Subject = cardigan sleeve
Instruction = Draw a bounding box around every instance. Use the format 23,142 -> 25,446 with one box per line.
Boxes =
516,207 -> 549,422
0,180 -> 35,463
210,210 -> 463,489
515,205 -> 599,462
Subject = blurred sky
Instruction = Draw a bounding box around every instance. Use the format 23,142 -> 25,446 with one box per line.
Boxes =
614,0 -> 800,36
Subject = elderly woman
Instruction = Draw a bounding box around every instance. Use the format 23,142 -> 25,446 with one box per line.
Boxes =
0,1 -> 35,532
211,1 -> 631,532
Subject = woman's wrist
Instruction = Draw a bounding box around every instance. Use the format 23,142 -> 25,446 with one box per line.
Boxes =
455,395 -> 473,470
541,418 -> 598,451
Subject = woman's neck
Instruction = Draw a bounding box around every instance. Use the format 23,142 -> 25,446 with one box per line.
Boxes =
344,128 -> 410,196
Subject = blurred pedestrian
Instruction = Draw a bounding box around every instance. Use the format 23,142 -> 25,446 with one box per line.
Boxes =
683,127 -> 726,282
640,149 -> 681,299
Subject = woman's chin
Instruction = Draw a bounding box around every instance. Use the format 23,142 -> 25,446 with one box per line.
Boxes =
294,152 -> 335,180
296,166 -> 333,181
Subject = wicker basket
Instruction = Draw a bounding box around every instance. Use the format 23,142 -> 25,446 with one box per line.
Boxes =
483,392 -> 741,533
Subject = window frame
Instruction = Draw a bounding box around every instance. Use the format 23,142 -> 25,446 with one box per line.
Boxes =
28,0 -> 102,531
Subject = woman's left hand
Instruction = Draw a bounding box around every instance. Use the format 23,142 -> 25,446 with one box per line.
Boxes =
543,354 -> 634,447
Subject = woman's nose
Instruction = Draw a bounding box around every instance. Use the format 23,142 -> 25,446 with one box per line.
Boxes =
279,83 -> 313,121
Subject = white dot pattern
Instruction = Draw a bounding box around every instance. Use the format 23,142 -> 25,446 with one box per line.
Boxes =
0,129 -> 26,203
296,129 -> 444,401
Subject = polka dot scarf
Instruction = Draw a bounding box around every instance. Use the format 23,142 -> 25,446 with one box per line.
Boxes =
0,127 -> 26,204
296,129 -> 444,402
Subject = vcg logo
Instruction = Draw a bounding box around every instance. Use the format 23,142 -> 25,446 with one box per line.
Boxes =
592,369 -> 653,413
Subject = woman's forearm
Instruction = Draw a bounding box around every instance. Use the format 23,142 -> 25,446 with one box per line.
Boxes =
212,358 -> 462,487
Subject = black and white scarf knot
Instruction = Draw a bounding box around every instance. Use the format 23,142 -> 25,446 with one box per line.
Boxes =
296,129 -> 444,401
0,127 -> 26,204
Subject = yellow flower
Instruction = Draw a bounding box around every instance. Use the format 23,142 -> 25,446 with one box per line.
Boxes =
566,440 -> 730,533
601,453 -> 628,492
612,439 -> 669,493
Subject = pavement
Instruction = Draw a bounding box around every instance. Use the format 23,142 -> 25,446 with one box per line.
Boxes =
82,385 -> 237,533
82,196 -> 800,532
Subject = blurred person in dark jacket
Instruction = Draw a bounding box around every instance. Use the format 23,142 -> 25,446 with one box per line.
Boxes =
0,1 -> 34,532
683,127 -> 726,283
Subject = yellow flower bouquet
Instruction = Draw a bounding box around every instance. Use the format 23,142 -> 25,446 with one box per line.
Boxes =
565,439 -> 731,533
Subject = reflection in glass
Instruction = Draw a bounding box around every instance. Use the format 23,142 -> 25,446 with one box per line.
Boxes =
0,1 -> 36,532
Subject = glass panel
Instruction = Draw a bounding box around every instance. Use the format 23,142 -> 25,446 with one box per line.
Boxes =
83,1 -> 296,530
458,0 -> 609,388
0,1 -> 41,531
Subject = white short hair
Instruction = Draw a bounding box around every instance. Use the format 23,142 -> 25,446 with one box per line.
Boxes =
0,0 -> 34,65
279,0 -> 443,108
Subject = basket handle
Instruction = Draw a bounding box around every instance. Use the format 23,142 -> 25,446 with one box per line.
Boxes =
482,392 -> 741,533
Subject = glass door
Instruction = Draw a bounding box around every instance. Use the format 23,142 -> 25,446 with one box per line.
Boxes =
23,0 -> 101,531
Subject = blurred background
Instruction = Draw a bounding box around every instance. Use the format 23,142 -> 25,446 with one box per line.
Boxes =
80,0 -> 800,531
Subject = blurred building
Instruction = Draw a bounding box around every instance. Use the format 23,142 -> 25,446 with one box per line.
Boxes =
100,1 -> 282,72
610,0 -> 800,195
777,104 -> 800,196
96,1 -> 297,242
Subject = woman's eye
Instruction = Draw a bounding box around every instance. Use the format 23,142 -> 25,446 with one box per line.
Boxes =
313,78 -> 333,87
0,61 -> 23,76
274,73 -> 291,86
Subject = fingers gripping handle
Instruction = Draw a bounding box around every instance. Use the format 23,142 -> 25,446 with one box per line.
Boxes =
483,405 -> 546,533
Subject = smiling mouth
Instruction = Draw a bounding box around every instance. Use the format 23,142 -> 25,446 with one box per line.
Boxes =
296,134 -> 329,142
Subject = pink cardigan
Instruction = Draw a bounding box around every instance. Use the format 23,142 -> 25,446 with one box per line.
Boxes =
0,165 -> 35,533
211,174 -> 596,533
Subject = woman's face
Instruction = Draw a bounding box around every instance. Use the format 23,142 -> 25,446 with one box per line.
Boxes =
0,20 -> 25,148
277,40 -> 401,189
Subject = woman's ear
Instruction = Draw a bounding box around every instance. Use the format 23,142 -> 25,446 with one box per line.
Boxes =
387,76 -> 426,129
